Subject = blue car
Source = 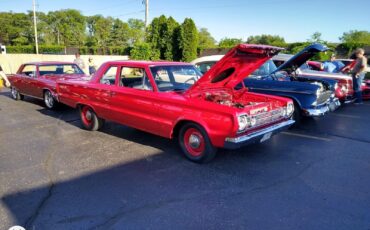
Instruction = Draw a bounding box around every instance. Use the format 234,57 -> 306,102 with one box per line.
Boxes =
191,45 -> 340,124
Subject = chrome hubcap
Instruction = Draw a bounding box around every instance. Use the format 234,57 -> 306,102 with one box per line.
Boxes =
45,92 -> 54,107
11,88 -> 17,98
85,111 -> 92,120
189,134 -> 201,148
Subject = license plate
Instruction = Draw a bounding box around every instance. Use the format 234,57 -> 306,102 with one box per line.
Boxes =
260,132 -> 272,143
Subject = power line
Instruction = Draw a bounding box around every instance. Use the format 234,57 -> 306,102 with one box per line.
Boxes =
114,10 -> 145,18
83,0 -> 139,14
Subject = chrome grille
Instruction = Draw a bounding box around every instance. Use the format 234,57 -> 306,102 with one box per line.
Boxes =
316,91 -> 331,105
252,107 -> 285,127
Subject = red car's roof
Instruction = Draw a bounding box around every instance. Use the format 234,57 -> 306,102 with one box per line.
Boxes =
23,61 -> 76,65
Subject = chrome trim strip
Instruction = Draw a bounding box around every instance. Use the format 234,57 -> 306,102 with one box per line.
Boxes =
249,87 -> 313,95
225,119 -> 295,143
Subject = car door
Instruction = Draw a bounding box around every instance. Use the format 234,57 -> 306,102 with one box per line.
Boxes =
106,65 -> 159,134
27,65 -> 45,98
18,64 -> 37,96
87,65 -> 120,122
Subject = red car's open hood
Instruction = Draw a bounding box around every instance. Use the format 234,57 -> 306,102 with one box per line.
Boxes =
188,44 -> 283,93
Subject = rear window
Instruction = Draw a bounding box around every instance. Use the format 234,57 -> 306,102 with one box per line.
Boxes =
39,64 -> 84,75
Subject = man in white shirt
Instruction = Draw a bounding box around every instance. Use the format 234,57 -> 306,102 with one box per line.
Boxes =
73,52 -> 85,71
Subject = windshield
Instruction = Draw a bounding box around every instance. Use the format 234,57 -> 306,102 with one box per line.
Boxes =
150,65 -> 202,92
39,64 -> 84,76
248,59 -> 278,79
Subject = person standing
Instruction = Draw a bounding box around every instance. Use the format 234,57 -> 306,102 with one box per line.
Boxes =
73,52 -> 85,71
351,48 -> 367,104
322,55 -> 337,73
88,57 -> 97,75
0,64 -> 11,89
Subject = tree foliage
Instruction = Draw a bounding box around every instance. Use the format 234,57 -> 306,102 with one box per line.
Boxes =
246,34 -> 286,47
198,28 -> 216,49
218,38 -> 243,48
179,18 -> 198,62
130,42 -> 159,60
340,30 -> 370,45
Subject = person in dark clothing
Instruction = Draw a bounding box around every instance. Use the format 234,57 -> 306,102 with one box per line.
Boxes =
351,48 -> 367,104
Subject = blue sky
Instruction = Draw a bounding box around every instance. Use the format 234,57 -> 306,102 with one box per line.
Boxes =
1,0 -> 370,42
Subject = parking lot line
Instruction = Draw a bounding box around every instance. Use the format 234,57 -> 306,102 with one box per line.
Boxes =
281,131 -> 331,141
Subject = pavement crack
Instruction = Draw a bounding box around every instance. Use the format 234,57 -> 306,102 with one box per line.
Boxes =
24,126 -> 59,228
24,182 -> 55,228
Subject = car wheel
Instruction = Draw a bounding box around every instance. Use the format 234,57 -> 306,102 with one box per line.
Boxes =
178,123 -> 217,163
10,87 -> 24,100
44,90 -> 57,109
79,106 -> 104,131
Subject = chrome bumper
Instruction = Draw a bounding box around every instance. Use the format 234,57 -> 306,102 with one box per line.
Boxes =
224,119 -> 295,149
303,104 -> 330,117
328,97 -> 341,111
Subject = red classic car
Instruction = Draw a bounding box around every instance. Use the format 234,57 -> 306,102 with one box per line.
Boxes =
362,80 -> 370,100
8,62 -> 86,109
56,44 -> 295,163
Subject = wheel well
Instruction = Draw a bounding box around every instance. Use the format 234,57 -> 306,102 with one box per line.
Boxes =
284,96 -> 301,109
172,120 -> 203,139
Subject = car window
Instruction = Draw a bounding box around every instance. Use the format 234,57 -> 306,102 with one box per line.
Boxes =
150,65 -> 202,92
38,64 -> 84,75
195,61 -> 216,74
119,67 -> 152,91
100,66 -> 117,85
248,60 -> 277,79
21,65 -> 37,77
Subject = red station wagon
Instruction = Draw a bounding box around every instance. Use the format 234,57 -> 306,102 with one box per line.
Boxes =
8,62 -> 86,109
56,44 -> 295,162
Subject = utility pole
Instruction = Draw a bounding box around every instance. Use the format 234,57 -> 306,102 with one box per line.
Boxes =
32,0 -> 39,54
145,0 -> 149,27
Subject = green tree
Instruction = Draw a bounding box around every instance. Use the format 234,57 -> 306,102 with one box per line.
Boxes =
218,38 -> 243,48
340,30 -> 370,54
180,18 -> 198,62
128,18 -> 145,45
109,19 -> 130,47
146,15 -> 181,60
0,12 -> 33,45
47,9 -> 86,46
308,32 -> 324,43
246,34 -> 286,47
130,42 -> 159,60
87,15 -> 114,47
340,30 -> 370,44
198,28 -> 216,49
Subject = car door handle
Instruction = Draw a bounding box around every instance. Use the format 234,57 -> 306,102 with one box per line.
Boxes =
109,91 -> 116,97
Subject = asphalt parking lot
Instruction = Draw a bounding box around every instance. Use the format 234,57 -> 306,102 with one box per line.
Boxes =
0,88 -> 370,230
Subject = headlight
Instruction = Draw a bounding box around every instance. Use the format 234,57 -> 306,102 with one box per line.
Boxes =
334,83 -> 338,90
286,102 -> 294,117
237,114 -> 250,132
250,117 -> 257,126
316,88 -> 321,97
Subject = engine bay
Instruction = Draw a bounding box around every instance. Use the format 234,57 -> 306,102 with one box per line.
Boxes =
189,89 -> 270,109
